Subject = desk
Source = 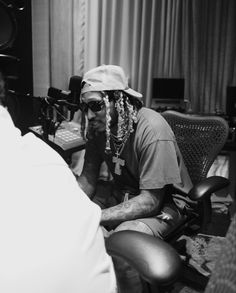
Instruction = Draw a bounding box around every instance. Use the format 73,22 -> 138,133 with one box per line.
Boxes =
29,122 -> 86,164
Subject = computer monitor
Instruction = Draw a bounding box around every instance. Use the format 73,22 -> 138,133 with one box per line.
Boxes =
152,78 -> 185,101
226,86 -> 236,117
151,78 -> 185,111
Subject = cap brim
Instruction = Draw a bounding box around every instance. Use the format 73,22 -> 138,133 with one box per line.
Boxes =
124,88 -> 143,101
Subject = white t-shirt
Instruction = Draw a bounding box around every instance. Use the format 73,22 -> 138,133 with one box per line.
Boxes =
0,106 -> 116,293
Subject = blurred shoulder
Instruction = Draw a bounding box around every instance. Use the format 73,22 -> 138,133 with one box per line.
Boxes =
136,107 -> 174,140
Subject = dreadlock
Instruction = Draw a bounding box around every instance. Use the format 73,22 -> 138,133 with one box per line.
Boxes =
104,90 -> 139,153
80,90 -> 141,153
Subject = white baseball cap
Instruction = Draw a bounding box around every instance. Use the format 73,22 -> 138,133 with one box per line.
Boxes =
81,65 -> 143,102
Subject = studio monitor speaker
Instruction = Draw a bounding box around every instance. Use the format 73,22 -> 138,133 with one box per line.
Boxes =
226,86 -> 236,117
0,0 -> 33,133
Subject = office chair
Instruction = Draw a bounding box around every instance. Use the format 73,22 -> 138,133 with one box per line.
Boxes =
160,110 -> 230,290
106,231 -> 182,290
106,210 -> 236,293
161,110 -> 230,240
106,111 -> 230,293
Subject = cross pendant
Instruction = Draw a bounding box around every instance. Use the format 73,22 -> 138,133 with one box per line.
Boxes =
112,155 -> 125,175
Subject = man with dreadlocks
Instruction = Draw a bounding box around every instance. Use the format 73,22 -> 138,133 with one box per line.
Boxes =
77,65 -> 192,293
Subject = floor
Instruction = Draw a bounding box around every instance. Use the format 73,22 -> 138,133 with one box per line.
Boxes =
169,207 -> 232,293
170,154 -> 233,292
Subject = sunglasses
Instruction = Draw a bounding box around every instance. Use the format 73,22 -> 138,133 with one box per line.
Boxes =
80,100 -> 105,113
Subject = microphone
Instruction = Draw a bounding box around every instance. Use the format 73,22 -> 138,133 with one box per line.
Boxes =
47,87 -> 71,100
8,89 -> 64,106
68,75 -> 83,120
8,77 -> 82,121
47,86 -> 79,112
69,75 -> 82,94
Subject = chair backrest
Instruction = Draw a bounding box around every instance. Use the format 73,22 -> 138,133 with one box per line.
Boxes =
162,111 -> 229,185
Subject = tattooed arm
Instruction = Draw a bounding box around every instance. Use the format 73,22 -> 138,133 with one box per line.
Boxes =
100,188 -> 165,226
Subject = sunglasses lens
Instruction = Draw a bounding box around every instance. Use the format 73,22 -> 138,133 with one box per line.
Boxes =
89,101 -> 103,112
80,101 -> 104,113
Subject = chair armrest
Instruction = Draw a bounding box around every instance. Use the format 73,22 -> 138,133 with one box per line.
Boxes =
105,230 -> 182,286
188,176 -> 230,201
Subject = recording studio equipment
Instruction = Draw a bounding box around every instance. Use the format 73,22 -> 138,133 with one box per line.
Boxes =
30,123 -> 85,152
8,88 -> 77,109
47,87 -> 71,100
0,0 -> 17,52
226,86 -> 236,142
151,78 -> 185,112
69,75 -> 83,120
38,78 -> 83,140
226,86 -> 236,124
0,0 -> 33,133
8,75 -> 83,140
28,78 -> 85,161
46,76 -> 83,119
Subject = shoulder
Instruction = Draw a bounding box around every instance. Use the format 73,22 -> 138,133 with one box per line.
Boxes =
22,132 -> 67,167
135,108 -> 175,143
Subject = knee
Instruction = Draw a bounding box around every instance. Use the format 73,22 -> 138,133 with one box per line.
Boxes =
114,220 -> 153,235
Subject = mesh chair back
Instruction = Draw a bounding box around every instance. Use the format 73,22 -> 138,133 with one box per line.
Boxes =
162,111 -> 229,185
161,111 -> 229,234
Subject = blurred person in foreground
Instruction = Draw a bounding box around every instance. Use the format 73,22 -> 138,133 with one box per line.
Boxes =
77,64 -> 193,293
0,69 -> 116,293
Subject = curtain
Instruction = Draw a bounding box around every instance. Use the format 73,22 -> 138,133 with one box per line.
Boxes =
32,0 -> 85,96
84,0 -> 157,107
32,0 -> 236,113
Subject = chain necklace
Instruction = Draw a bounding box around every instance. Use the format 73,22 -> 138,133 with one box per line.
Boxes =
110,131 -> 130,175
